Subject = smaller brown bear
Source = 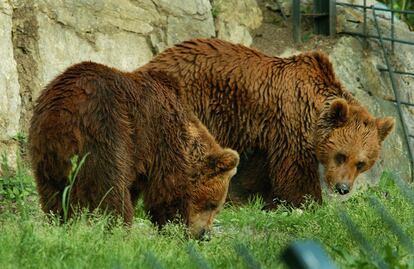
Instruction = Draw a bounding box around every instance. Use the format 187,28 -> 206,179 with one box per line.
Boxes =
29,61 -> 239,239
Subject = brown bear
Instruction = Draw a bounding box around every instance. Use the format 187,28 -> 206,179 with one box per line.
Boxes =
28,61 -> 239,238
137,38 -> 395,207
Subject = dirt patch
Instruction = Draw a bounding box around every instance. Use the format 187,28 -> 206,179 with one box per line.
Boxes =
252,0 -> 340,56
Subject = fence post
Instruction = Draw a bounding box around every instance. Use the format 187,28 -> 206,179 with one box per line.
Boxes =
292,0 -> 301,43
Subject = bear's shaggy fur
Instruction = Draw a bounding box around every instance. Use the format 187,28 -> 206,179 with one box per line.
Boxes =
29,61 -> 239,238
138,38 -> 395,207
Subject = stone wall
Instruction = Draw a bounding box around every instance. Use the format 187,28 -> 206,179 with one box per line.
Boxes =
0,0 -> 412,183
0,1 -> 21,166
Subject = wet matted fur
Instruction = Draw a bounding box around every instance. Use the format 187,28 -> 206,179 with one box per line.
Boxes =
138,38 -> 395,207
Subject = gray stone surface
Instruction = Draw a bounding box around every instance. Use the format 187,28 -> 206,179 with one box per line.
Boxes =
213,0 -> 262,46
0,0 -> 20,168
157,0 -> 215,48
0,0 -> 217,171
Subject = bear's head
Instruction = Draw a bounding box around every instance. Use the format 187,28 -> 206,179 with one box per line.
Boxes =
184,119 -> 239,239
314,98 -> 395,195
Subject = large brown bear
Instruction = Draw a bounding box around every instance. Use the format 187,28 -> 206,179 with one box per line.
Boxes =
137,38 -> 395,207
29,61 -> 239,238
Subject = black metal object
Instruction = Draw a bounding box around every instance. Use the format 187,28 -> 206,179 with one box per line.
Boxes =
338,31 -> 414,46
313,0 -> 336,36
282,240 -> 338,269
293,0 -> 302,43
292,1 -> 336,43
371,6 -> 414,182
336,2 -> 414,15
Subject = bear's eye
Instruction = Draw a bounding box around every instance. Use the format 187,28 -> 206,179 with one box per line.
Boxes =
335,153 -> 347,165
356,161 -> 366,171
204,201 -> 219,211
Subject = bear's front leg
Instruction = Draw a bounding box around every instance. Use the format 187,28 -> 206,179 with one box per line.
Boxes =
265,158 -> 322,209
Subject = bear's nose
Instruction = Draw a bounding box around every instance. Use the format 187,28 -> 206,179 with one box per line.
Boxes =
197,228 -> 211,241
335,183 -> 350,195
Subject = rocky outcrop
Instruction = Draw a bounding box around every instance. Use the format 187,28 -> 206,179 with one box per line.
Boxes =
0,0 -> 217,170
213,0 -> 262,46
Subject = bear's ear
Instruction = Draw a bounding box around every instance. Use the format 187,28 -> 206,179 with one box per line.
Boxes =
376,117 -> 395,141
206,149 -> 239,176
327,98 -> 349,126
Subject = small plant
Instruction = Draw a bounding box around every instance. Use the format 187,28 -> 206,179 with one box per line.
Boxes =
211,2 -> 221,19
62,153 -> 89,222
0,152 -> 36,204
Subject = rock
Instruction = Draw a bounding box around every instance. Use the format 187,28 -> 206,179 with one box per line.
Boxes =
154,0 -> 215,48
0,0 -> 218,170
0,1 -> 20,169
35,0 -> 156,92
213,0 -> 263,46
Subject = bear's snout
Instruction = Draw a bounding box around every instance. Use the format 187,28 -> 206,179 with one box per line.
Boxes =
196,228 -> 211,241
335,183 -> 350,195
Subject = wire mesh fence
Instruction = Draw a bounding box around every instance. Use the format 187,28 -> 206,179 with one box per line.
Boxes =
336,1 -> 414,182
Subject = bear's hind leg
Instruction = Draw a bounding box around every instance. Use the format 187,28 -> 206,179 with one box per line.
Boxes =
33,155 -> 73,220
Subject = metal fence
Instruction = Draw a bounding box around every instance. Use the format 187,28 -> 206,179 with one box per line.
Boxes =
290,0 -> 414,181
336,2 -> 414,182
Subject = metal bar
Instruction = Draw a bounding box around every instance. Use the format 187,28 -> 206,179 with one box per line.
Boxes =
336,2 -> 414,15
339,31 -> 414,46
313,0 -> 330,35
379,68 -> 414,77
390,171 -> 414,207
387,99 -> 414,107
391,0 -> 395,52
364,0 -> 367,47
303,13 -> 328,17
292,0 -> 301,43
339,212 -> 389,269
369,196 -> 414,253
372,7 -> 414,182
282,240 -> 338,269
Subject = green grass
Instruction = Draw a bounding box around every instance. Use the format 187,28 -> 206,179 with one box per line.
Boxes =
0,167 -> 413,268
